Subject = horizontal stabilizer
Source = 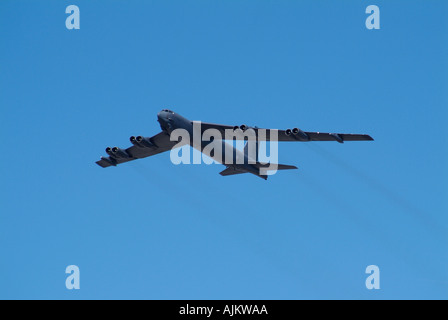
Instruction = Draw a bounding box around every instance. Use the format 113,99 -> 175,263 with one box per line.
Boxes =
219,167 -> 247,176
276,164 -> 298,170
255,163 -> 298,171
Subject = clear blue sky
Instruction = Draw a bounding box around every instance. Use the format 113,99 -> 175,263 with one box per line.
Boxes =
1,0 -> 447,299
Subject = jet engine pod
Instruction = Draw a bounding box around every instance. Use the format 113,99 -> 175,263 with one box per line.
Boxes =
136,136 -> 155,148
285,129 -> 292,136
240,124 -> 248,131
130,136 -> 140,146
233,126 -> 240,131
292,128 -> 310,141
111,147 -> 131,158
330,133 -> 344,143
105,147 -> 114,156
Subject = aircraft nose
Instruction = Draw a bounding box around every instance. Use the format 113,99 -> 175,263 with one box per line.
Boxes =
157,110 -> 165,123
157,110 -> 172,131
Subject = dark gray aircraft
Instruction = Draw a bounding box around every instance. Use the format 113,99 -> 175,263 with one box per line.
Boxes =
96,109 -> 373,180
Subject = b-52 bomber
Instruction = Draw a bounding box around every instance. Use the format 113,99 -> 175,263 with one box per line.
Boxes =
96,109 -> 373,180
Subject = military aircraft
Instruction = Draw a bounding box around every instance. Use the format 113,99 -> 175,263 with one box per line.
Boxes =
96,109 -> 373,180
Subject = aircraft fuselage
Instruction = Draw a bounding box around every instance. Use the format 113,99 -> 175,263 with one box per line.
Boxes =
157,109 -> 260,176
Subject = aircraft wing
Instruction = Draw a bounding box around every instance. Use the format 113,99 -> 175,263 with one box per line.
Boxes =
96,131 -> 178,168
199,122 -> 373,143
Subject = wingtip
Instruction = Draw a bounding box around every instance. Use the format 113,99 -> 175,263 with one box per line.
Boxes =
96,156 -> 116,168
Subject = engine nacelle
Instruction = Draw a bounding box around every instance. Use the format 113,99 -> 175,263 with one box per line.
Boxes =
136,136 -> 155,148
130,136 -> 140,147
292,128 -> 310,141
285,128 -> 292,136
330,133 -> 344,143
111,147 -> 131,158
105,147 -> 114,157
234,124 -> 252,132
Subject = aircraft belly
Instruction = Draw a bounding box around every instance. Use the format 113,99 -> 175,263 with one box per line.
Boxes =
191,140 -> 243,165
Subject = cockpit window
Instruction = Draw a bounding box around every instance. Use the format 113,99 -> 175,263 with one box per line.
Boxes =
162,109 -> 174,114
